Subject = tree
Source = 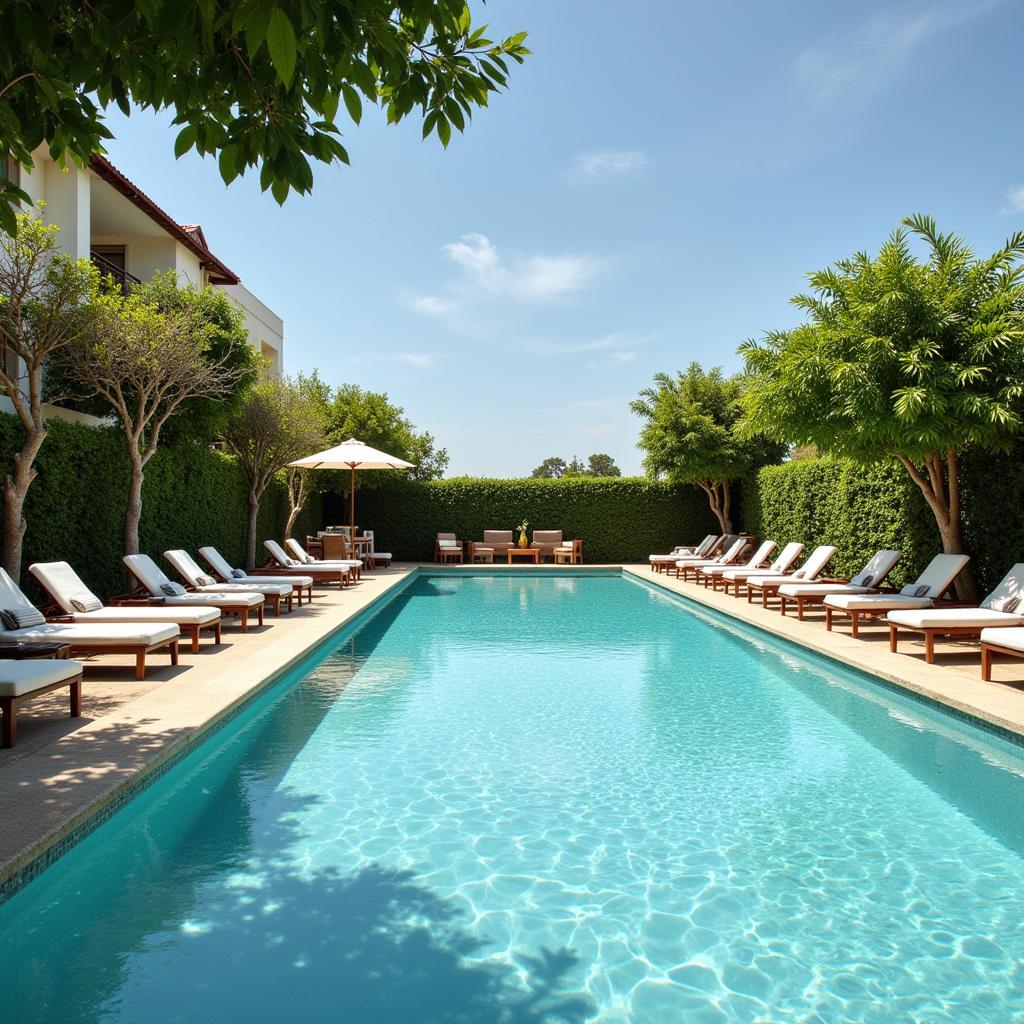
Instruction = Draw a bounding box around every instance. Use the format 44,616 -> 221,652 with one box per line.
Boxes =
531,456 -> 567,478
221,375 -> 327,568
632,364 -> 784,533
564,455 -> 587,476
586,453 -> 621,477
284,372 -> 333,540
0,206 -> 98,581
326,384 -> 448,482
0,1 -> 531,234
60,290 -> 247,557
739,215 -> 1024,600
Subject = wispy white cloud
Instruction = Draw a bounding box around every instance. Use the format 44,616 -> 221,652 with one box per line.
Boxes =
567,149 -> 650,183
410,233 -> 599,316
396,352 -> 437,368
796,2 -> 1000,107
1001,183 -> 1024,216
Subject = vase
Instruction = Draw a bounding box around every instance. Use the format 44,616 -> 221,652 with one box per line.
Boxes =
519,532 -> 528,548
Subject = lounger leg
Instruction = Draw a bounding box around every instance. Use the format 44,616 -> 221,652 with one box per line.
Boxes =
171,639 -> 179,666
889,624 -> 898,654
851,612 -> 859,639
825,607 -> 833,632
215,620 -> 222,644
982,644 -> 992,681
136,651 -> 146,680
1,697 -> 13,748
240,609 -> 249,633
780,597 -> 787,616
925,632 -> 935,664
797,599 -> 804,621
189,624 -> 200,654
761,588 -> 768,608
286,592 -> 293,613
70,678 -> 82,718
257,604 -> 264,627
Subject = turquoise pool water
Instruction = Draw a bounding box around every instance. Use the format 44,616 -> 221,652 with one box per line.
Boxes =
3,572 -> 1024,1022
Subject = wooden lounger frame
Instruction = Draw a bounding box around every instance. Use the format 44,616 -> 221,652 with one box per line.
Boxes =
777,580 -> 857,619
981,639 -> 1024,681
117,583 -> 264,633
211,570 -> 312,605
1,668 -> 83,747
889,622 -> 988,665
99,599 -> 222,652
824,584 -> 961,639
260,558 -> 350,591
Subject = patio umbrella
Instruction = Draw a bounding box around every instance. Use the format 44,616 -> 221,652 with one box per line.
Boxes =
288,438 -> 414,559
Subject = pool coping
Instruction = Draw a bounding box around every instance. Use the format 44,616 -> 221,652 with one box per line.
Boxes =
4,561 -> 1024,903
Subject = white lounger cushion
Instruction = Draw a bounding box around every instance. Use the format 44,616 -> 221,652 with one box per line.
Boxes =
887,608 -> 1024,629
199,547 -> 314,589
888,562 -> 1024,630
748,545 -> 837,587
703,541 -> 777,577
0,660 -> 83,697
29,561 -> 218,626
779,550 -> 901,599
285,538 -> 361,568
725,542 -> 804,582
165,550 -> 289,597
0,621 -> 180,646
980,627 -> 1024,652
125,555 -> 264,608
824,593 -> 934,612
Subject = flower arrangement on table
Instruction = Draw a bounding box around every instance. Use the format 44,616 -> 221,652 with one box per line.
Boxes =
517,519 -> 529,548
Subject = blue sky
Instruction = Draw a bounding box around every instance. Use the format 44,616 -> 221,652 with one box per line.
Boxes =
99,0 -> 1024,476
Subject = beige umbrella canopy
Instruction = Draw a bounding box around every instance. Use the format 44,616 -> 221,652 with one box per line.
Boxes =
288,438 -> 414,556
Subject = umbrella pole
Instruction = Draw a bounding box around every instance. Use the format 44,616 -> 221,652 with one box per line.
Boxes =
350,463 -> 356,565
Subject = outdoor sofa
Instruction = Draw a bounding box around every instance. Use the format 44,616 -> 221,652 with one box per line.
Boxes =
436,533 -> 464,564
469,530 -> 515,562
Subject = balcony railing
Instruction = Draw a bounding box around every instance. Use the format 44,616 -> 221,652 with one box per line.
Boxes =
90,250 -> 141,294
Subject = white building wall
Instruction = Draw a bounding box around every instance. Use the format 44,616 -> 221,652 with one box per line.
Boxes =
218,284 -> 285,376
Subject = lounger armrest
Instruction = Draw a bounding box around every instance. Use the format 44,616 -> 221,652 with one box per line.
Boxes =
108,595 -> 168,606
819,577 -> 850,585
46,614 -> 74,623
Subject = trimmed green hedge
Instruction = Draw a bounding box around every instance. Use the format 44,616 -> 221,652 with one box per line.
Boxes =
352,476 -> 718,563
749,457 -> 940,589
0,413 -> 318,601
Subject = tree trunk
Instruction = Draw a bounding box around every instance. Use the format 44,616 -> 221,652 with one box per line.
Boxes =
896,449 -> 978,602
124,455 -> 144,559
1,429 -> 45,584
697,479 -> 734,534
245,488 -> 260,570
284,469 -> 308,540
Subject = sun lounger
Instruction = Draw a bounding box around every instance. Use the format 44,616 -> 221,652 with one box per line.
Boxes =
887,563 -> 1024,663
674,537 -> 745,581
649,535 -> 718,572
0,568 -> 179,679
720,542 -> 804,597
30,561 -> 221,653
263,540 -> 351,589
164,550 -> 294,615
777,550 -> 902,619
743,545 -> 837,607
671,535 -> 738,577
199,546 -> 314,604
285,538 -> 362,580
0,659 -> 84,747
694,540 -> 776,589
124,554 -> 265,632
823,554 -> 970,638
980,627 -> 1024,681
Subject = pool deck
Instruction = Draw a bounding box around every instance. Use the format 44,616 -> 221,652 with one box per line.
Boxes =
3,560 -> 1024,896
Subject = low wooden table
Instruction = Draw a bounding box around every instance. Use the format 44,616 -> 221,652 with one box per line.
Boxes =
507,547 -> 540,565
0,640 -> 73,660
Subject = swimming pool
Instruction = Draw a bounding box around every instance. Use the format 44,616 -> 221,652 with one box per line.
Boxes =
3,571 -> 1024,1022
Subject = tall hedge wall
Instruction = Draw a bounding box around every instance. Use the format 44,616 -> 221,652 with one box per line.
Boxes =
351,476 -> 718,563
0,413 -> 319,602
749,457 -> 940,589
